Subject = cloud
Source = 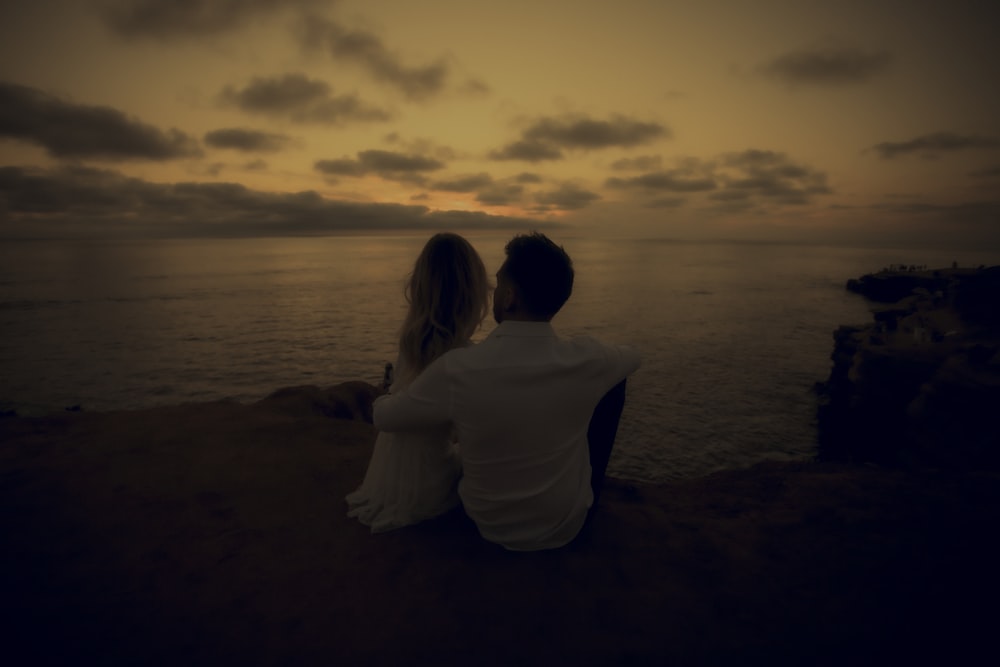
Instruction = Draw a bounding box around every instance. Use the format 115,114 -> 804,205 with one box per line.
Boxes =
514,172 -> 543,184
423,172 -> 530,206
643,197 -> 686,209
0,164 -> 540,237
605,172 -> 716,192
353,150 -> 444,172
383,133 -> 457,161
298,15 -> 449,101
610,155 -> 663,171
707,190 -> 751,202
458,78 -> 491,96
534,183 -> 601,211
870,132 -> 1000,159
219,73 -> 391,124
0,80 -> 201,161
314,149 -> 446,184
489,113 -> 666,163
524,114 -> 667,149
430,173 -> 493,193
0,164 -> 148,216
476,184 -> 525,207
605,150 -> 832,210
705,189 -> 755,213
100,0 -> 330,40
715,149 -> 831,204
203,162 -> 225,177
203,128 -> 293,152
761,47 -> 891,86
312,158 -> 366,177
870,199 -> 1000,220
488,140 -> 564,163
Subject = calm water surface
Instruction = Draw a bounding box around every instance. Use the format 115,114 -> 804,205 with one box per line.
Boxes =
2,234 -> 996,481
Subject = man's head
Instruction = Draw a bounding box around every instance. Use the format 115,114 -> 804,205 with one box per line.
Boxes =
493,232 -> 574,323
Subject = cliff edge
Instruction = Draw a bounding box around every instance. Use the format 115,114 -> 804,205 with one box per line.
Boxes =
818,265 -> 1000,468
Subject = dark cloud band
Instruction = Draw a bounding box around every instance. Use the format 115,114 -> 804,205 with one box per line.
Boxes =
523,115 -> 668,149
314,149 -> 446,185
101,0 -> 331,40
489,114 -> 667,163
605,149 -> 831,209
298,15 -> 450,101
871,132 -> 1000,159
430,173 -> 494,193
610,155 -> 663,171
219,74 -> 391,124
534,183 -> 600,211
762,48 -> 891,86
605,172 -> 716,192
204,128 -> 293,152
489,140 -> 564,163
0,81 -> 200,161
0,164 -> 539,236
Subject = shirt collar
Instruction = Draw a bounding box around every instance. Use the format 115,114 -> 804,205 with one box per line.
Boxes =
488,320 -> 557,339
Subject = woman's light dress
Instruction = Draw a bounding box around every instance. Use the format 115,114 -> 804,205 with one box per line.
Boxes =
345,354 -> 462,532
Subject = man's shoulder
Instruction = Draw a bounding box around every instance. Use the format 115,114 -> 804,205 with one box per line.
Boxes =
560,335 -> 641,372
560,334 -> 626,355
434,340 -> 479,366
561,334 -> 602,348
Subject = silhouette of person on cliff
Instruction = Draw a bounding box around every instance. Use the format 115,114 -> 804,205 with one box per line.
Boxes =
346,233 -> 491,531
372,232 -> 640,550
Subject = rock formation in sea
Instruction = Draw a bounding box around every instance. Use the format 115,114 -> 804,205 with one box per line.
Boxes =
817,265 -> 1000,468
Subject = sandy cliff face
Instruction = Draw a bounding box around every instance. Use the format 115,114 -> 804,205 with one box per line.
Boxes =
818,266 -> 1000,468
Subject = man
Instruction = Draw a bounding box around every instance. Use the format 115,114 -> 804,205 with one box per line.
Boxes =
373,232 -> 641,550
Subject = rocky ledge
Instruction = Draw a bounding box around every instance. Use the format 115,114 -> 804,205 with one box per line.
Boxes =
3,347 -> 1000,664
818,265 -> 1000,468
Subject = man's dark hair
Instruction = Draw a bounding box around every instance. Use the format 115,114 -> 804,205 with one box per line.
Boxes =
502,232 -> 574,319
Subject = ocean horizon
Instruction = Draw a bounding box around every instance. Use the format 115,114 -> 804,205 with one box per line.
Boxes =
3,232 -> 998,482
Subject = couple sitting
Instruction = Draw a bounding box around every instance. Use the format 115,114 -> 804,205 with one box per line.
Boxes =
346,232 -> 640,551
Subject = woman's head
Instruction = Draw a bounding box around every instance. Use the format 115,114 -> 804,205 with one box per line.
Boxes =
398,233 -> 490,379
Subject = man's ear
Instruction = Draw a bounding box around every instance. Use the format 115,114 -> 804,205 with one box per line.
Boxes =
500,285 -> 517,313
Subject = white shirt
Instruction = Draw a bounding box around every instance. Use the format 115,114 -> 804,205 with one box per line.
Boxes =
373,321 -> 641,551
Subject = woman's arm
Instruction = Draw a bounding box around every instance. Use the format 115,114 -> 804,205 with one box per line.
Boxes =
372,355 -> 452,432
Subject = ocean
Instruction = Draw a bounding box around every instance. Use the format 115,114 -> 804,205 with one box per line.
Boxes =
2,233 -> 997,481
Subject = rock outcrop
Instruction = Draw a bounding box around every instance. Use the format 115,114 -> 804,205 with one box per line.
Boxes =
817,266 -> 1000,468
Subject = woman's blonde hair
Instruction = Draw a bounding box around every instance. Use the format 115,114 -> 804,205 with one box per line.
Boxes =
397,233 -> 490,384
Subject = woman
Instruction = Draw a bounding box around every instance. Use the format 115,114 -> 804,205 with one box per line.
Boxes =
346,232 -> 491,531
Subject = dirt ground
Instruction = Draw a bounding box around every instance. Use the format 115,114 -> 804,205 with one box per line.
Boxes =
2,386 -> 998,666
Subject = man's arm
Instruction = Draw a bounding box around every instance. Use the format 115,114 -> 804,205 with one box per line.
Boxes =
372,355 -> 452,433
607,344 -> 641,382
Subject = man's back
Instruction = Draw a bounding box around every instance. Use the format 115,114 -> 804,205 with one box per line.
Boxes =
414,321 -> 639,550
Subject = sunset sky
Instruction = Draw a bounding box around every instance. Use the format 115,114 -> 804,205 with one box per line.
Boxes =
2,0 -> 999,247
